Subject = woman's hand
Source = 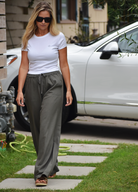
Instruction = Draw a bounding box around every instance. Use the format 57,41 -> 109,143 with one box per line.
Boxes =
16,91 -> 25,107
16,51 -> 29,107
58,47 -> 73,106
65,90 -> 73,106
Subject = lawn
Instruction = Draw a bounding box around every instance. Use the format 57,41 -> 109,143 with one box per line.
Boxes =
0,132 -> 138,192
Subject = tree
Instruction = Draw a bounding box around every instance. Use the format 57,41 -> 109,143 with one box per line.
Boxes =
87,0 -> 138,27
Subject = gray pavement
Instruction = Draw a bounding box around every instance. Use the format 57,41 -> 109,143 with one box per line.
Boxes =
61,116 -> 138,144
60,143 -> 118,153
58,155 -> 107,163
16,165 -> 96,176
0,178 -> 82,190
14,116 -> 138,144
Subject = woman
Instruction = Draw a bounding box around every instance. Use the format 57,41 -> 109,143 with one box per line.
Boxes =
16,2 -> 73,187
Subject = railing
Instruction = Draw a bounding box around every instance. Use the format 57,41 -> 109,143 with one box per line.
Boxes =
89,21 -> 108,36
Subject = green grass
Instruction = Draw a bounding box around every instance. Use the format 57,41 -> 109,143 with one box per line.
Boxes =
0,133 -> 138,191
77,144 -> 138,192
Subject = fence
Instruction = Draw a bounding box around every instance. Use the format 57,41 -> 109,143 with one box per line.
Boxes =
89,21 -> 108,37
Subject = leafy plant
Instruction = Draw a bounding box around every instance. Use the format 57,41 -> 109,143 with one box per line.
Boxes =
87,0 -> 138,27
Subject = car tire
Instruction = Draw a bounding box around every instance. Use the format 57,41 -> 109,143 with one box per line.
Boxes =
61,81 -> 77,131
14,88 -> 30,131
8,77 -> 30,131
14,102 -> 30,131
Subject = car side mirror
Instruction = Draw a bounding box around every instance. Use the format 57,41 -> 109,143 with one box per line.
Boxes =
100,41 -> 119,59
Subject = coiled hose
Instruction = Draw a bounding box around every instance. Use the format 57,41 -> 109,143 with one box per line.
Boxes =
0,132 -> 70,158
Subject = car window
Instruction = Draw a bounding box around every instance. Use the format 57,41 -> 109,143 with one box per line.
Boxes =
118,28 -> 138,53
98,28 -> 138,53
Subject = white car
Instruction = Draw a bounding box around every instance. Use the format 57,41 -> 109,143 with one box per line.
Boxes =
1,21 -> 138,131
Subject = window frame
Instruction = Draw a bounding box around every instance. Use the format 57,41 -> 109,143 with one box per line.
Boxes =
93,3 -> 103,10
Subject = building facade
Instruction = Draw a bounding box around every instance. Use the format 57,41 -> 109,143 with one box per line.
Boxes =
6,0 -> 107,48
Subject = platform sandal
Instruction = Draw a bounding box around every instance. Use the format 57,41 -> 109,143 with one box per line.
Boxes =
35,175 -> 48,186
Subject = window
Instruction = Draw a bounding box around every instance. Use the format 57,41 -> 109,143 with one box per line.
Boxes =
93,3 -> 103,10
118,28 -> 138,53
61,0 -> 68,20
97,28 -> 138,53
56,0 -> 77,23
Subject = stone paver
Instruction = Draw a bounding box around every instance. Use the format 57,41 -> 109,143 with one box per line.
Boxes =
58,155 -> 107,163
16,165 -> 96,176
0,178 -> 82,190
60,143 -> 118,153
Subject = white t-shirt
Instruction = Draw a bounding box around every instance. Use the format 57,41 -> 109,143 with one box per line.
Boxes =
22,32 -> 67,74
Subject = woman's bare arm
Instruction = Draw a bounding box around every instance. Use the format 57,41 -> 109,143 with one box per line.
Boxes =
59,47 -> 73,106
16,51 -> 29,106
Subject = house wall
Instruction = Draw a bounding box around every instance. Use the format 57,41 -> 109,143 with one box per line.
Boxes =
6,0 -> 30,49
0,0 -> 7,81
89,3 -> 108,36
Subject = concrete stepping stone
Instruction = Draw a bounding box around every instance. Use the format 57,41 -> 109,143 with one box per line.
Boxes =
34,155 -> 107,163
0,178 -> 82,190
60,143 -> 118,153
58,155 -> 107,163
16,165 -> 96,176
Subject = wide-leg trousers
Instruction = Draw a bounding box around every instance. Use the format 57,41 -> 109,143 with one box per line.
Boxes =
25,71 -> 63,180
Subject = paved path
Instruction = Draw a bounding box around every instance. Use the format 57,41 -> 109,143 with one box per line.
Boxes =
61,117 -> 138,144
0,143 -> 117,190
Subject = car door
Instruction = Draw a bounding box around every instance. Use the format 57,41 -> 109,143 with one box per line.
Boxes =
85,27 -> 138,119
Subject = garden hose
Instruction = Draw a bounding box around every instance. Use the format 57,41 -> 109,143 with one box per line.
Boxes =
0,152 -> 5,158
9,132 -> 70,156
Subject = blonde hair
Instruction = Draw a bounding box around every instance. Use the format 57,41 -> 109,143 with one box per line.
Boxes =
22,2 -> 59,49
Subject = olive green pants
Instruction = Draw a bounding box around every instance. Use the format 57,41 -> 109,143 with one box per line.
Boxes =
25,71 -> 63,180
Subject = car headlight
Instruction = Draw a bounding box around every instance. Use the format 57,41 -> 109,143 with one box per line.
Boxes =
7,55 -> 17,66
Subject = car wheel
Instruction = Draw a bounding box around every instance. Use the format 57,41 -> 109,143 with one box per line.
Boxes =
14,89 -> 30,131
9,77 -> 30,131
14,101 -> 30,131
61,81 -> 77,131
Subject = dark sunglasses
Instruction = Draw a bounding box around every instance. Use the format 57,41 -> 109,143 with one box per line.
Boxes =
36,16 -> 51,23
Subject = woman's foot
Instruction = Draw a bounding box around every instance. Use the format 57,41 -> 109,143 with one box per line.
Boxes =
35,175 -> 48,186
48,173 -> 56,178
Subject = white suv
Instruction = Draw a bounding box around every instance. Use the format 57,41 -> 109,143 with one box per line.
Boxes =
1,21 -> 138,131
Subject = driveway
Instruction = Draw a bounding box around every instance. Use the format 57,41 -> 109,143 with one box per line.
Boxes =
14,116 -> 138,144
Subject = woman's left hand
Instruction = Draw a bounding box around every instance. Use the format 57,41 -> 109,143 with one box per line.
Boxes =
65,90 -> 73,106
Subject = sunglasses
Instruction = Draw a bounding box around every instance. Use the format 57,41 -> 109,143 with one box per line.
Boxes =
36,16 -> 51,23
